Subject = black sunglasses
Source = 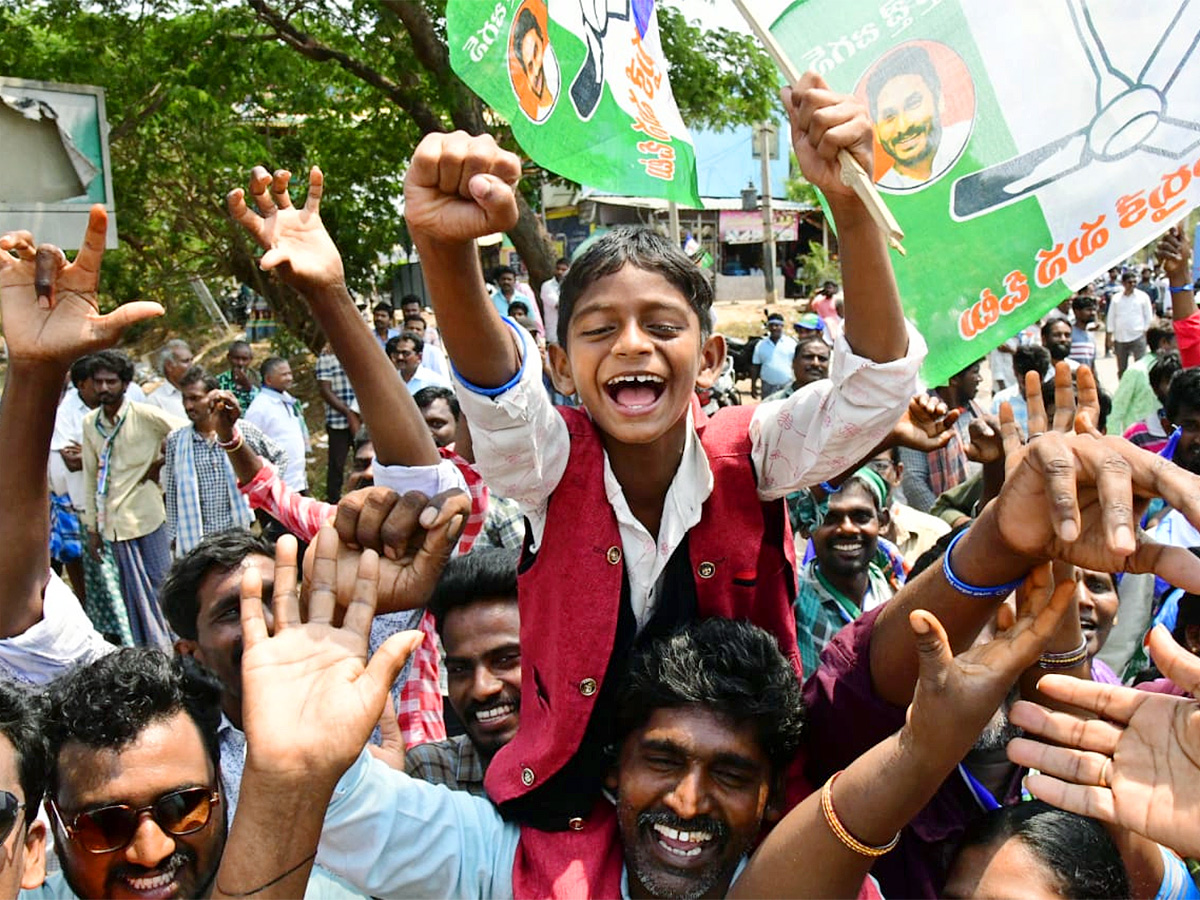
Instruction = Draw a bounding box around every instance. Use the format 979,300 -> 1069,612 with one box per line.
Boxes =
49,786 -> 219,854
0,791 -> 25,845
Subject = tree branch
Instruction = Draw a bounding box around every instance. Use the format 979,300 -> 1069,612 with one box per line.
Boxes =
109,83 -> 169,143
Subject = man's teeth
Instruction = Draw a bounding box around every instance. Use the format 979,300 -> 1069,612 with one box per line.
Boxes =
832,540 -> 862,551
124,859 -> 181,891
653,822 -> 713,847
475,703 -> 514,723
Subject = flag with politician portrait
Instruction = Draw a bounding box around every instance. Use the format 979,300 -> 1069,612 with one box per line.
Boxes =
772,0 -> 1200,384
447,0 -> 701,206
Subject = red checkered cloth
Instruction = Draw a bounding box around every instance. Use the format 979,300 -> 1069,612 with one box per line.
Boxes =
239,457 -> 487,746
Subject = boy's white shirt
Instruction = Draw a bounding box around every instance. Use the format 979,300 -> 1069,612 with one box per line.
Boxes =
454,321 -> 926,631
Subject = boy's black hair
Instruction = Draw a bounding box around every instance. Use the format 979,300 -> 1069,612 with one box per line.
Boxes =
615,619 -> 804,775
160,529 -> 274,641
1013,344 -> 1051,381
178,365 -> 218,393
89,349 -> 134,384
1147,319 -> 1175,353
1165,366 -> 1200,422
427,549 -> 520,636
556,226 -> 713,346
42,650 -> 224,798
260,356 -> 288,381
953,801 -> 1130,899
1150,350 -> 1183,395
412,386 -> 461,421
0,683 -> 46,824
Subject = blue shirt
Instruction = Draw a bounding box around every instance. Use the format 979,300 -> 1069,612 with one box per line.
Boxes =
752,334 -> 797,388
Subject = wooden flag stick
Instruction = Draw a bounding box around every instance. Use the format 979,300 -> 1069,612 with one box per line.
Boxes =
732,0 -> 907,255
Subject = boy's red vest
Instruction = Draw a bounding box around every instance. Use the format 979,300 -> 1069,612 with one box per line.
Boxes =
487,401 -> 802,817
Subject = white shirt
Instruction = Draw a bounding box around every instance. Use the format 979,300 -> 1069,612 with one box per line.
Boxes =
1106,289 -> 1154,343
0,573 -> 113,685
540,277 -> 562,344
419,343 -> 452,381
49,388 -> 91,507
402,365 -> 453,398
244,388 -> 309,492
455,321 -> 926,631
145,380 -> 187,420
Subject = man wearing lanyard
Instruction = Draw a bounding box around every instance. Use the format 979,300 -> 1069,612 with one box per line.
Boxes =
794,468 -> 897,676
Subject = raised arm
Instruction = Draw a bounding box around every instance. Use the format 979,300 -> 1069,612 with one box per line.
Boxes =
782,73 -> 907,364
734,574 -> 1071,897
0,208 -> 161,637
1156,225 -> 1200,368
402,132 -> 524,387
228,167 -> 436,467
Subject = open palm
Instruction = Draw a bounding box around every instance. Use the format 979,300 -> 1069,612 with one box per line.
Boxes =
0,207 -> 161,365
239,529 -> 422,780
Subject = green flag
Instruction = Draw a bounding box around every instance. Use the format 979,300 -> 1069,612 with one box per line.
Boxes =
772,1 -> 1200,385
447,0 -> 701,207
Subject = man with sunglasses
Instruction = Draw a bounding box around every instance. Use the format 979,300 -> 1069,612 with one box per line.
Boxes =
0,685 -> 48,899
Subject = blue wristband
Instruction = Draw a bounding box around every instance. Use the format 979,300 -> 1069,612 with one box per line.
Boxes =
941,529 -> 1026,599
450,316 -> 528,398
819,481 -> 841,494
1169,284 -> 1194,294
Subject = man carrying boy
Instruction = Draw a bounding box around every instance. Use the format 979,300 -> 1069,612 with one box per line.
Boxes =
398,72 -> 924,830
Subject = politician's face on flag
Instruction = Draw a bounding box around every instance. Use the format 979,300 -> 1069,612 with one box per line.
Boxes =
874,72 -> 942,176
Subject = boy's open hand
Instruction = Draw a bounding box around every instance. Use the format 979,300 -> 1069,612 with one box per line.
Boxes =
781,72 -> 875,203
404,132 -> 522,244
0,207 -> 162,368
228,166 -> 345,296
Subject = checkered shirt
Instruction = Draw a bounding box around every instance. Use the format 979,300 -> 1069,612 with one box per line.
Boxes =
475,495 -> 526,550
315,352 -> 357,430
239,453 -> 488,747
404,733 -> 486,798
163,421 -> 285,545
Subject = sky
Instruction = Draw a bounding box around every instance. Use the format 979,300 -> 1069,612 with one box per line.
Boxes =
666,0 -> 794,36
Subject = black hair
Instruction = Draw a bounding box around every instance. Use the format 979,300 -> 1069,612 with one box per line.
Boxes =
1070,294 -> 1096,309
796,336 -> 831,358
1170,547 -> 1200,648
227,340 -> 251,356
397,332 -> 424,355
428,549 -> 520,637
615,619 -> 804,775
89,349 -> 134,384
403,314 -> 427,327
42,649 -> 224,798
555,257 -> 569,267
557,226 -> 713,346
1096,386 -> 1111,434
507,299 -> 530,316
177,365 -> 218,393
1041,315 -> 1070,340
953,801 -> 1130,899
513,7 -> 544,71
260,356 -> 288,381
69,355 -> 94,389
399,294 -> 423,310
1149,350 -> 1182,395
160,530 -> 274,641
0,683 -> 46,825
1013,344 -> 1051,381
373,301 -> 394,314
910,522 -> 970,579
1165,366 -> 1200,422
1147,319 -> 1176,353
494,265 -> 517,279
412,386 -> 461,421
866,44 -> 941,119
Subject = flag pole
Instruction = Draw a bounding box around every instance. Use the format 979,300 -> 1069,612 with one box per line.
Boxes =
731,0 -> 907,256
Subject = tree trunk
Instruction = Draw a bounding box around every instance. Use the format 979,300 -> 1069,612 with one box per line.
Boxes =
510,192 -> 556,308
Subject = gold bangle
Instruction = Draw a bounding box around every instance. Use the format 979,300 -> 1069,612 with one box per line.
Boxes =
820,771 -> 901,858
222,434 -> 245,454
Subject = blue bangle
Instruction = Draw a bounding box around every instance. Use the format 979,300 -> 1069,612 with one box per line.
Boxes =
450,316 -> 528,397
941,529 -> 1026,598
819,481 -> 841,494
1169,285 -> 1194,294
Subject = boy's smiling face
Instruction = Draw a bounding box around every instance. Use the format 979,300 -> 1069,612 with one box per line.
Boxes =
550,265 -> 724,445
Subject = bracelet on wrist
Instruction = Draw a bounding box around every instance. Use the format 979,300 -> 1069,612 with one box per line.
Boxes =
1169,284 -> 1194,294
942,529 -> 1027,599
1037,636 -> 1089,670
217,427 -> 243,452
819,481 -> 842,494
821,771 -> 900,858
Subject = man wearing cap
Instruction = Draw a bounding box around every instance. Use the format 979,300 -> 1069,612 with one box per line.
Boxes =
751,312 -> 798,398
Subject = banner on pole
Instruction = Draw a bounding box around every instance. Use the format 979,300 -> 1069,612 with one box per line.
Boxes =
447,0 -> 702,207
772,0 -> 1200,384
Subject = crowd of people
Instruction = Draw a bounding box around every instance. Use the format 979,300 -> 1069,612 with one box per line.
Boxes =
1,73 -> 1200,900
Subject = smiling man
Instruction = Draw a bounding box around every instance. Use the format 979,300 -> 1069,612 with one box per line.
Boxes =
794,468 -> 894,675
867,45 -> 969,190
404,549 -> 520,797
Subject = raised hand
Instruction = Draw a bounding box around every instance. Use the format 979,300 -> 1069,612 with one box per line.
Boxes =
239,529 -> 424,781
0,207 -> 162,368
227,166 -> 345,295
891,393 -> 961,452
1007,625 -> 1200,858
903,567 -> 1074,762
966,412 -> 1004,464
403,131 -> 523,245
207,390 -> 242,443
319,486 -> 470,614
780,72 -> 875,203
1155,225 -> 1192,282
